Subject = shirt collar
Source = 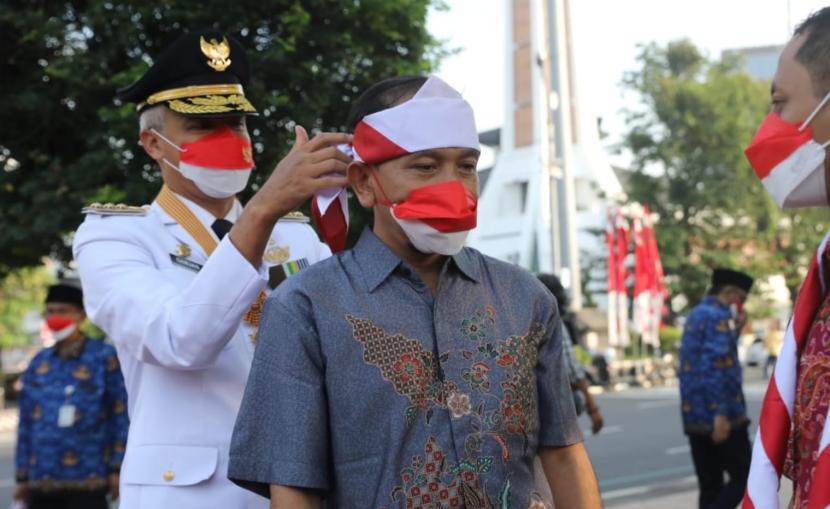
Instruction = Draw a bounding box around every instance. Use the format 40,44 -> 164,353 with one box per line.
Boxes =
353,228 -> 480,292
50,335 -> 87,360
156,191 -> 242,228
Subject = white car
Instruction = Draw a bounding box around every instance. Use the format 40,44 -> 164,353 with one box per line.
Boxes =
745,338 -> 768,367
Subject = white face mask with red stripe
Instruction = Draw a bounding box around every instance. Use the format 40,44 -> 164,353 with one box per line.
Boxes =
745,91 -> 830,208
152,127 -> 254,199
372,173 -> 478,255
45,315 -> 78,342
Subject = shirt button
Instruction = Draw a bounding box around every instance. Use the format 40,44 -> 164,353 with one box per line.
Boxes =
163,470 -> 175,482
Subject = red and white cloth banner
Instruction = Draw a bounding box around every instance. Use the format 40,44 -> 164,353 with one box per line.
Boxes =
633,207 -> 666,347
615,211 -> 631,347
644,208 -> 667,337
606,209 -> 631,347
744,230 -> 830,509
606,210 -> 620,347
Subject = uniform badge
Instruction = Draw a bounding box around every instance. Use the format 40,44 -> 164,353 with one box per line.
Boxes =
200,36 -> 231,72
266,258 -> 310,289
174,243 -> 192,257
169,253 -> 203,272
81,203 -> 148,216
263,241 -> 290,265
283,258 -> 309,276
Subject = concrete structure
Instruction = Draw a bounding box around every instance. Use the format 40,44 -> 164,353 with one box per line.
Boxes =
469,0 -> 624,308
723,44 -> 783,81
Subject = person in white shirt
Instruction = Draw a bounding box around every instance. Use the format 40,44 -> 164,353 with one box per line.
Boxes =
72,29 -> 350,509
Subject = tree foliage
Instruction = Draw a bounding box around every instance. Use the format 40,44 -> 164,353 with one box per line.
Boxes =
0,266 -> 52,347
0,0 -> 444,273
621,40 -> 827,310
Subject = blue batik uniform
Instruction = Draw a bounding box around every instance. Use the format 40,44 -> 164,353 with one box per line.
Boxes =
679,296 -> 748,435
15,337 -> 129,491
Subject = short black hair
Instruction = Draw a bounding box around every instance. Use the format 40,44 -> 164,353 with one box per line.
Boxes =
536,273 -> 569,312
345,76 -> 427,131
795,7 -> 830,96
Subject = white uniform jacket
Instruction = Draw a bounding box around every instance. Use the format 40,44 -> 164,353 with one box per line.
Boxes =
72,194 -> 330,509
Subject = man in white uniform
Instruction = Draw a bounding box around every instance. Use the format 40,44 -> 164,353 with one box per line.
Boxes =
72,30 -> 350,509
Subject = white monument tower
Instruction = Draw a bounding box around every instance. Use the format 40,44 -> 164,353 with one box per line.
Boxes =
468,0 -> 584,307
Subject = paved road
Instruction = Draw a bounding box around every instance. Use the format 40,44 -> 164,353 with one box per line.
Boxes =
0,367 -> 776,507
588,370 -> 769,506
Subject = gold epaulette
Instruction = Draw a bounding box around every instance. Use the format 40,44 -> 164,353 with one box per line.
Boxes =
278,211 -> 310,223
81,203 -> 149,216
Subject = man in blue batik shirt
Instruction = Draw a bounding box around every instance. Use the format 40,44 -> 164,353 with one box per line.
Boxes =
15,283 -> 129,509
229,76 -> 601,508
679,268 -> 754,509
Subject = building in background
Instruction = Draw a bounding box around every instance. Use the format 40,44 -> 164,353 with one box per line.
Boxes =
469,0 -> 624,310
723,44 -> 783,81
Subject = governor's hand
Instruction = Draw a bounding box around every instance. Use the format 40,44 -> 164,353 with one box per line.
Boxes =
248,126 -> 351,221
231,126 -> 351,268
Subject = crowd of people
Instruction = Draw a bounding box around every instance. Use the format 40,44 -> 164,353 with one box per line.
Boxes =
11,5 -> 830,509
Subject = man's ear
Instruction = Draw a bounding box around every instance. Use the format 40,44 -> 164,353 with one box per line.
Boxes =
347,162 -> 376,208
139,129 -> 165,162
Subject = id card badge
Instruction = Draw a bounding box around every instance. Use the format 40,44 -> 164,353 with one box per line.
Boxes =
58,404 -> 76,427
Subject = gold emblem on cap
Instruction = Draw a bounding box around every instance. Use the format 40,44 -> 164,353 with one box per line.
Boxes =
200,36 -> 231,72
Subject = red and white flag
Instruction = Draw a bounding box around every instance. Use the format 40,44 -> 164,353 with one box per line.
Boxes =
643,208 -> 667,339
633,207 -> 666,347
606,210 -> 620,347
744,230 -> 830,509
606,209 -> 631,347
632,212 -> 654,346
615,211 -> 631,347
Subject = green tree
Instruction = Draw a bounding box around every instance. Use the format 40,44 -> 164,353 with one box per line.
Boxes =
0,267 -> 52,347
621,40 -> 826,310
0,0 -> 445,274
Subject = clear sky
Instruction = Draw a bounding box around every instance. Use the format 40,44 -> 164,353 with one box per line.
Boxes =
428,0 -> 829,149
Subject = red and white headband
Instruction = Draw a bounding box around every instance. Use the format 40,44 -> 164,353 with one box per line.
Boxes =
313,76 -> 478,252
351,75 -> 480,164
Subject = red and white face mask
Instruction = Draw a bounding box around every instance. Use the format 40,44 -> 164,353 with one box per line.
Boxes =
44,315 -> 77,342
373,175 -> 477,255
154,127 -> 254,199
745,91 -> 830,208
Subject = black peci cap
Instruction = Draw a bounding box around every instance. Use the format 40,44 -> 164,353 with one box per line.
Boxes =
45,284 -> 84,308
711,268 -> 754,293
117,30 -> 257,117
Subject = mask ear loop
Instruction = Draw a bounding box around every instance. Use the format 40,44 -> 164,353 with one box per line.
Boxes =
150,128 -> 184,152
149,129 -> 188,175
799,90 -> 830,131
368,166 -> 396,208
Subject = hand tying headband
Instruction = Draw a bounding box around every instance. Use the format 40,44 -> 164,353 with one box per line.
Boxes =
312,76 -> 480,252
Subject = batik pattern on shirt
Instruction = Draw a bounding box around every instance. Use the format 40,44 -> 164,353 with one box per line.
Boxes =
228,229 -> 582,508
679,296 -> 748,435
15,337 -> 129,491
784,289 -> 830,508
